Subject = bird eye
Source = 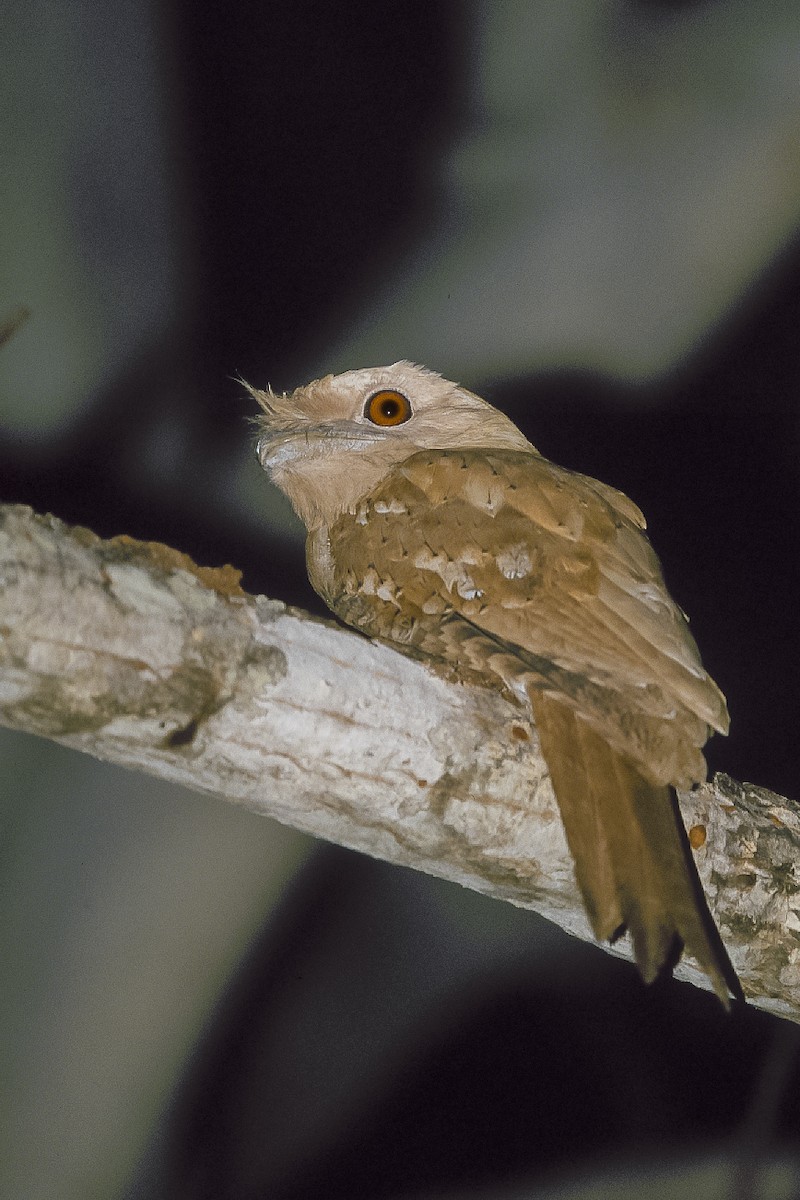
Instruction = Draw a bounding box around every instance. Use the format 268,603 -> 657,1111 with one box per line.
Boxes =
364,389 -> 412,427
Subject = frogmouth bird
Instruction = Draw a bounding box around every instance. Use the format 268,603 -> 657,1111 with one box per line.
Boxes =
251,361 -> 739,1004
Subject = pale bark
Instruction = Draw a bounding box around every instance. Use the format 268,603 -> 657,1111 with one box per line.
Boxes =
1,502 -> 798,1018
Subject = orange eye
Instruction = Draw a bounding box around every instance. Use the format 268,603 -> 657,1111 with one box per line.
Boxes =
364,389 -> 412,427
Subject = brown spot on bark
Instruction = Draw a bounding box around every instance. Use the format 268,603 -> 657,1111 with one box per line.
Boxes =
688,824 -> 707,850
109,535 -> 245,598
165,718 -> 199,748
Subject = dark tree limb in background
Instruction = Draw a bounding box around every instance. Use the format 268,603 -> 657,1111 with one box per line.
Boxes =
1,503 -> 798,1018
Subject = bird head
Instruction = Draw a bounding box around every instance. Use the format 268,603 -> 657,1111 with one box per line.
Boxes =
249,361 -> 535,528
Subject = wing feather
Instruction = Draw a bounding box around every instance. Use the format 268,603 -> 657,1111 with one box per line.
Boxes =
319,447 -> 728,788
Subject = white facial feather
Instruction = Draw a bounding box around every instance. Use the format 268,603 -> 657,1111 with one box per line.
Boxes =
250,361 -> 536,529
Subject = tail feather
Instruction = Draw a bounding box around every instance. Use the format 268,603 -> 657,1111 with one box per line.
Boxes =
532,692 -> 623,942
532,693 -> 739,1005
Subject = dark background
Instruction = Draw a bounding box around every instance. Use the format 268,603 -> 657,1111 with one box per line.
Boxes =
2,3 -> 799,1198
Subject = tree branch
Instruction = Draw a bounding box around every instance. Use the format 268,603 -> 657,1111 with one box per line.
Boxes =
1,503 -> 798,1018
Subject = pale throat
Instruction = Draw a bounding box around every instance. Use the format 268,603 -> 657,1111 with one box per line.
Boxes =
270,448 -> 403,530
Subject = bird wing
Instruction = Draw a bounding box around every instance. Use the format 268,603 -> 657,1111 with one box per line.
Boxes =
319,447 -> 728,789
318,446 -> 738,1000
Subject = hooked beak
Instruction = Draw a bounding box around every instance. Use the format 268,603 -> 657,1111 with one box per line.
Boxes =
255,419 -> 391,475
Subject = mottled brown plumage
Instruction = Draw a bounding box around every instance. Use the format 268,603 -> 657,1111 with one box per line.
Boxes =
251,361 -> 740,1003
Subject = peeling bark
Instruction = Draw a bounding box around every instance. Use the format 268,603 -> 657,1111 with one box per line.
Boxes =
1,502 -> 798,1018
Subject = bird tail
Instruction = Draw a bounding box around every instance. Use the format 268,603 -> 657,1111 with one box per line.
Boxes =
531,693 -> 740,1006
